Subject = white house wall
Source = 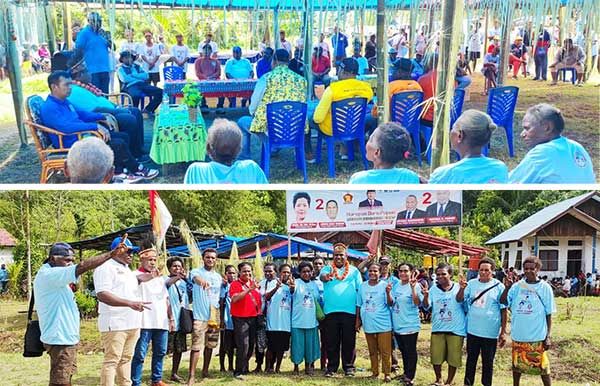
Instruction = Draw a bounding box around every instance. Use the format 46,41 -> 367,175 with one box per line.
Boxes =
502,236 -> 594,279
0,248 -> 14,266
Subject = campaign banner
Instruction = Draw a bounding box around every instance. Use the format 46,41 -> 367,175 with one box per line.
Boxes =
286,190 -> 462,233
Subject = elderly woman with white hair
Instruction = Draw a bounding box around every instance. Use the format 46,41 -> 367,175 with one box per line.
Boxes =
509,103 -> 595,183
184,119 -> 268,184
65,137 -> 116,183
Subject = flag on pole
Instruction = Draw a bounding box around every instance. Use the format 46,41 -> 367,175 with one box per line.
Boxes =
254,242 -> 264,281
366,230 -> 380,256
149,190 -> 172,247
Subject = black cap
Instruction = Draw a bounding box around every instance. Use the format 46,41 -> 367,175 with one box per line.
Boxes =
339,57 -> 359,74
48,242 -> 74,259
274,48 -> 290,63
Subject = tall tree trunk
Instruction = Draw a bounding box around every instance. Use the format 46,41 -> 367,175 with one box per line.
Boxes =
375,0 -> 389,123
430,0 -> 464,170
43,2 -> 57,55
498,0 -> 516,86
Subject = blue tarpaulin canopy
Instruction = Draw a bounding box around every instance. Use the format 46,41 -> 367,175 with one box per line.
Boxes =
168,232 -> 369,261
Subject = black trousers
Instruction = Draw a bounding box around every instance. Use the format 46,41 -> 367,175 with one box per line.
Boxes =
394,332 -> 419,380
232,316 -> 257,376
325,312 -> 356,373
108,131 -> 138,171
464,333 -> 498,386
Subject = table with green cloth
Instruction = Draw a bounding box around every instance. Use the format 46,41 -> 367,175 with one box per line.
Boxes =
150,105 -> 207,164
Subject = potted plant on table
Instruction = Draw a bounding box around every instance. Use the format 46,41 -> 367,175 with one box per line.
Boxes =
181,81 -> 203,123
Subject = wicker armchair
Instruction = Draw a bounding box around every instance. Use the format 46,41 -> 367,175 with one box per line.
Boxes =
24,95 -> 103,183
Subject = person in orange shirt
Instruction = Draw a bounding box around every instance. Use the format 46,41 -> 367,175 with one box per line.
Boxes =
371,58 -> 422,119
417,55 -> 438,129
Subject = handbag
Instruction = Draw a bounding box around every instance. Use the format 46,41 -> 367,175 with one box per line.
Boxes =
23,291 -> 45,357
313,295 -> 325,322
174,281 -> 194,334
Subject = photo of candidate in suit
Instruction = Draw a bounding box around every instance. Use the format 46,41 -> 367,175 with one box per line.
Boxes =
326,200 -> 339,220
425,190 -> 462,219
358,190 -> 383,208
396,194 -> 426,221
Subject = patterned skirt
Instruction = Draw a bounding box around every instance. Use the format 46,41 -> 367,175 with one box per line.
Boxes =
512,341 -> 550,375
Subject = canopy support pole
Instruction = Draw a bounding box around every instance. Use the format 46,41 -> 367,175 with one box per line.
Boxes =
360,8 -> 365,49
483,8 -> 489,54
43,1 -> 57,55
304,0 -> 314,103
273,6 -> 280,50
63,3 -> 73,50
458,226 -> 463,275
431,0 -> 463,170
1,5 -> 27,146
375,0 -> 388,124
497,0 -> 515,86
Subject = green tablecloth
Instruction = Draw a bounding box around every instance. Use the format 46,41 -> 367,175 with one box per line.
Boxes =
150,105 -> 207,165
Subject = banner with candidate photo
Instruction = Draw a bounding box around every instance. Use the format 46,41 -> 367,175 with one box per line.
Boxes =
286,190 -> 462,232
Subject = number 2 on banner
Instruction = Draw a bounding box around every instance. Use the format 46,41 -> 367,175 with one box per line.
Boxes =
422,192 -> 432,205
315,199 -> 324,210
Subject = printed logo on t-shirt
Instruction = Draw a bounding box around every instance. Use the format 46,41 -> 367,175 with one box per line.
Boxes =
436,298 -> 454,322
364,293 -> 378,313
302,293 -> 314,308
473,290 -> 488,308
280,291 -> 291,310
516,291 -> 534,314
574,151 -> 587,168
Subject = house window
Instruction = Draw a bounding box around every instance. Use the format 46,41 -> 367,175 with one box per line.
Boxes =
539,250 -> 559,271
539,240 -> 559,247
568,240 -> 583,246
515,251 -> 523,270
503,251 -> 509,268
505,243 -> 509,248
517,241 -> 523,247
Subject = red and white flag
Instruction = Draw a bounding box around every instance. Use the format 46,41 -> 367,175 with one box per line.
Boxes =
149,190 -> 172,246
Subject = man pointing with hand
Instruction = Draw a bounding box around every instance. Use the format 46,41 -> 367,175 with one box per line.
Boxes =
94,236 -> 152,386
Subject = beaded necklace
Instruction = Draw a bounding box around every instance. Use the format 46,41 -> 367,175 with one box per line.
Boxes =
331,261 -> 350,281
72,80 -> 103,96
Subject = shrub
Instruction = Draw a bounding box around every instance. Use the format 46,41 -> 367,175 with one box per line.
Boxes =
74,291 -> 98,319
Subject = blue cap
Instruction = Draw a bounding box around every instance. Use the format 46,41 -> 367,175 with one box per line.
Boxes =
110,237 -> 139,252
233,46 -> 242,52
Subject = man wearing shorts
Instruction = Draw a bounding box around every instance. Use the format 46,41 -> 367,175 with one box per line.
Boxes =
34,240 -> 130,386
187,248 -> 222,385
422,262 -> 466,386
501,256 -> 556,386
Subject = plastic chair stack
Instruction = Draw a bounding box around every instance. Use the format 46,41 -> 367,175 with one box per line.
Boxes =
163,66 -> 185,103
315,97 -> 369,178
390,91 -> 424,166
485,86 -> 519,157
262,101 -> 309,183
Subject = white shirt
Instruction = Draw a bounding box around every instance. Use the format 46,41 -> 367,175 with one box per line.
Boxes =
280,39 -> 292,54
137,273 -> 170,330
170,44 -> 190,71
94,259 -> 142,333
468,31 -> 483,52
198,41 -> 218,56
137,43 -> 161,73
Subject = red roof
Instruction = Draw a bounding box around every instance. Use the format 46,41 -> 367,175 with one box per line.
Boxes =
382,229 -> 488,257
0,229 -> 17,247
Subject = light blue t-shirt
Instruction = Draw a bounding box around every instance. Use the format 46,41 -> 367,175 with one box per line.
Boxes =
313,277 -> 324,307
357,280 -> 392,334
68,85 -> 114,112
509,136 -> 596,184
190,267 -> 222,321
391,281 -> 423,334
33,264 -> 80,345
225,58 -> 253,79
75,25 -> 110,74
464,278 -> 505,339
354,56 -> 369,75
184,160 -> 269,184
428,283 -> 466,336
292,279 -> 320,329
0,268 -> 8,282
266,284 -> 292,332
321,264 -> 362,315
260,278 -> 279,313
429,157 -> 508,184
165,277 -> 189,332
507,279 -> 556,342
220,282 -> 234,330
349,168 -> 420,184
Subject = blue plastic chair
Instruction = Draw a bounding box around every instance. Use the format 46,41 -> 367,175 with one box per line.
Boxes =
390,91 -> 424,166
421,88 -> 467,163
315,97 -> 368,178
163,66 -> 185,103
261,101 -> 308,183
559,68 -> 576,84
119,80 -> 149,111
485,86 -> 519,157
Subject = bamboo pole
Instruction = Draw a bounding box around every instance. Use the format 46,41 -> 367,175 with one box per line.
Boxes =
497,0 -> 515,86
43,2 -> 57,55
375,0 -> 387,124
63,3 -> 73,49
303,0 -> 314,103
430,0 -> 464,170
25,190 -> 31,301
273,6 -> 280,50
2,5 -> 27,146
458,226 -> 463,275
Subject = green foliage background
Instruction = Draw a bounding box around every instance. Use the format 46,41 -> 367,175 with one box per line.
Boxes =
0,190 -> 588,298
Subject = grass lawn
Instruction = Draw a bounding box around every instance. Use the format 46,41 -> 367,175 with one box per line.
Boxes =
0,71 -> 598,184
1,296 -> 600,385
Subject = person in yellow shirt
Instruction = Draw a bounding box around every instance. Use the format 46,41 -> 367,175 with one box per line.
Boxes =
312,58 -> 375,159
371,58 -> 423,119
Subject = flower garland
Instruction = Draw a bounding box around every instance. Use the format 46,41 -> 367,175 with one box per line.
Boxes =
331,261 -> 350,281
72,80 -> 103,97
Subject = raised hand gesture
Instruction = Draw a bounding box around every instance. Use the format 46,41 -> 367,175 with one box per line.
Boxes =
409,271 -> 419,289
420,283 -> 429,296
504,275 -> 514,289
288,276 -> 296,291
111,233 -> 130,259
249,281 -> 258,291
386,281 -> 393,294
458,273 -> 468,289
